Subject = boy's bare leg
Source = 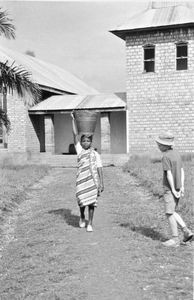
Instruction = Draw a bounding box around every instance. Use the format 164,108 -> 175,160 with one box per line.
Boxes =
166,214 -> 179,238
173,212 -> 186,228
173,212 -> 193,241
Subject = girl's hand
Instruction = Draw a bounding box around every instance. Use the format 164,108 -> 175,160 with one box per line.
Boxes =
97,184 -> 104,196
100,184 -> 104,193
99,184 -> 104,193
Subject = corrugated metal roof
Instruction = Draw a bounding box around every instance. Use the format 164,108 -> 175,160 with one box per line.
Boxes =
29,93 -> 126,112
110,3 -> 194,39
0,46 -> 98,95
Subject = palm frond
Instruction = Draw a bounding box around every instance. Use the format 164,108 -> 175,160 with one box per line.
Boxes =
0,9 -> 15,39
0,61 -> 41,106
0,108 -> 10,131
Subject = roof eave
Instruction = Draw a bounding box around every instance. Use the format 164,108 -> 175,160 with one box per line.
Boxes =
110,22 -> 194,40
39,84 -> 76,95
29,106 -> 126,114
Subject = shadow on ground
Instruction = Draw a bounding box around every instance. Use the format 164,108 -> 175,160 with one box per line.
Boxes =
120,222 -> 166,241
48,208 -> 79,228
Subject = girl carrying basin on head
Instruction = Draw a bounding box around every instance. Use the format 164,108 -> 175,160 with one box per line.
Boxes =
71,112 -> 104,232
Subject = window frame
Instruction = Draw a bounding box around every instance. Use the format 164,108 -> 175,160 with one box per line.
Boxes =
143,44 -> 155,73
176,41 -> 188,71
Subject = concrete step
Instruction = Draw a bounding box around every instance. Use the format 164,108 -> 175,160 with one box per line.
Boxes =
0,150 -> 130,167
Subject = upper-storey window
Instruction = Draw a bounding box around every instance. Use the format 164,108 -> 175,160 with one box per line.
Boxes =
176,42 -> 188,70
144,45 -> 155,72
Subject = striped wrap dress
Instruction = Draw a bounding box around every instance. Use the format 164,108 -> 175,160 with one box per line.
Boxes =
75,143 -> 102,207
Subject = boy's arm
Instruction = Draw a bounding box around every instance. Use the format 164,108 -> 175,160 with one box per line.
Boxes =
71,112 -> 79,145
97,167 -> 104,193
167,170 -> 180,198
180,167 -> 185,196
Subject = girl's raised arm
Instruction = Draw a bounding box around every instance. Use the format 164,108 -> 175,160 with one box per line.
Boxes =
71,112 -> 79,145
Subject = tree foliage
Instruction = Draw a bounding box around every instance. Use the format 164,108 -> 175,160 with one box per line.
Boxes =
0,7 -> 41,131
0,61 -> 41,105
0,9 -> 15,39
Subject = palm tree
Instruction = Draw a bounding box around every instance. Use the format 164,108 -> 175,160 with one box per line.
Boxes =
0,60 -> 41,106
0,8 -> 15,39
0,8 -> 41,130
0,107 -> 10,130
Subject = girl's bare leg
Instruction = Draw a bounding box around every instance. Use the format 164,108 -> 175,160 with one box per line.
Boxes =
88,205 -> 94,226
80,206 -> 85,220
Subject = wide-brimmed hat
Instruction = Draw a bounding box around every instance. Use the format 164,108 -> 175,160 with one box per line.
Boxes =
155,132 -> 175,146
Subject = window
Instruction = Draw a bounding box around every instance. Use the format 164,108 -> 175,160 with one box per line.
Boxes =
176,42 -> 188,70
144,45 -> 155,72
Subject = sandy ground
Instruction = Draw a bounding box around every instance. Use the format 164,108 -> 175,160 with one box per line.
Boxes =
0,167 -> 193,300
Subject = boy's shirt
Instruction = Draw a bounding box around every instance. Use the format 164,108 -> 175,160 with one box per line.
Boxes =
75,142 -> 102,168
162,149 -> 182,191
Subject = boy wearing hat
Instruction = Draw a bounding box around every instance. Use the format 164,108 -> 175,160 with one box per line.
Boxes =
156,132 -> 193,247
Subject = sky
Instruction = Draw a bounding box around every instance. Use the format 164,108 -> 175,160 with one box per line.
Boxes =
0,1 -> 158,92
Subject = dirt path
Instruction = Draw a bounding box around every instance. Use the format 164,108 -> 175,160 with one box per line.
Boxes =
0,167 -> 193,300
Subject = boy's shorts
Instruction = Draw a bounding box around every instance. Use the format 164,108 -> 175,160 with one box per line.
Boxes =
163,190 -> 179,214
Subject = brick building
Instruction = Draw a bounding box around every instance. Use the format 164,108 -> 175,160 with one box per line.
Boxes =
111,2 -> 194,153
0,46 -> 127,163
0,46 -> 98,154
1,2 -> 193,165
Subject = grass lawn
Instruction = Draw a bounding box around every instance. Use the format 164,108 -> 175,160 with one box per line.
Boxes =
0,163 -> 50,220
123,154 -> 194,228
0,162 -> 192,299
